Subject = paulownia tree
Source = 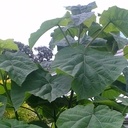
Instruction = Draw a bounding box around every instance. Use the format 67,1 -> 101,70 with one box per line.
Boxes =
0,1 -> 128,128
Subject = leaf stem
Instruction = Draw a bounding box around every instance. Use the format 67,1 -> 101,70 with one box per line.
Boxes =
53,109 -> 57,128
85,21 -> 110,48
68,90 -> 74,108
58,24 -> 71,46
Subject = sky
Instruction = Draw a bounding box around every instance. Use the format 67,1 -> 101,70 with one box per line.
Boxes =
0,0 -> 128,47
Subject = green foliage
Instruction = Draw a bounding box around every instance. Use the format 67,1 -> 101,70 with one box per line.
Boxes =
1,1 -> 128,128
56,104 -> 124,128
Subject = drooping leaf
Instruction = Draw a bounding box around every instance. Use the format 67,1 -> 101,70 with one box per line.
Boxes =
0,95 -> 7,118
57,104 -> 124,128
0,39 -> 18,54
11,69 -> 72,110
0,119 -> 41,128
0,51 -> 38,86
100,6 -> 128,37
52,45 -> 127,100
66,1 -> 97,15
10,69 -> 48,110
29,18 -> 66,48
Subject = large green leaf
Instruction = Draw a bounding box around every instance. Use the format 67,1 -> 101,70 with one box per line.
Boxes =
29,18 -> 65,48
0,39 -> 18,54
0,52 -> 38,86
10,69 -> 48,110
100,6 -> 128,37
11,69 -> 72,110
0,119 -> 41,128
30,74 -> 72,102
52,45 -> 127,99
57,104 -> 124,128
0,95 -> 7,118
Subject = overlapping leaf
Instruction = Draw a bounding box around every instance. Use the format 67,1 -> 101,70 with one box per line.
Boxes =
29,74 -> 72,102
57,104 -> 124,128
52,45 -> 127,99
11,69 -> 72,110
0,52 -> 38,86
100,6 -> 128,37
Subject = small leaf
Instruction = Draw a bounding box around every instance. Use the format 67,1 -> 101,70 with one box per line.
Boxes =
100,6 -> 128,37
29,18 -> 65,48
0,52 -> 38,86
57,104 -> 124,128
0,39 -> 18,53
52,45 -> 127,100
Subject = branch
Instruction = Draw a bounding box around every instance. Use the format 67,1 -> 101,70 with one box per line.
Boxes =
58,24 -> 71,46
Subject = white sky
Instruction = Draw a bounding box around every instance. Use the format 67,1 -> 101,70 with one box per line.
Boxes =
0,0 -> 128,47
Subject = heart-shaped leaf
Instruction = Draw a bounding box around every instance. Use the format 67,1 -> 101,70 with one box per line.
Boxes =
52,45 -> 127,99
29,74 -> 72,102
100,6 -> 128,37
11,69 -> 72,110
0,52 -> 38,86
57,104 -> 124,128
